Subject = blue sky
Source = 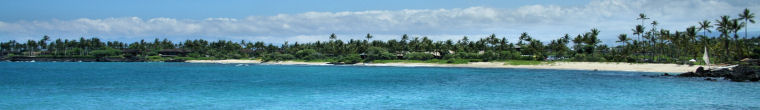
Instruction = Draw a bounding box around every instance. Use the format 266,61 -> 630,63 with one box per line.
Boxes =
0,0 -> 589,21
0,0 -> 758,44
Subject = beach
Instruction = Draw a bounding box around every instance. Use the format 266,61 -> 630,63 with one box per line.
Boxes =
187,60 -> 698,73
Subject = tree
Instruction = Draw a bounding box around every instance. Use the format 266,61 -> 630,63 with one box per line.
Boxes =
698,20 -> 713,37
716,15 -> 733,62
365,33 -> 373,41
617,34 -> 630,45
26,40 -> 37,56
635,13 -> 649,42
400,34 -> 409,52
517,32 -> 531,47
685,26 -> 699,58
632,25 -> 645,42
583,29 -> 601,55
404,52 -> 434,60
91,48 -> 122,58
637,13 -> 650,26
295,49 -> 322,60
365,47 -> 394,61
329,33 -> 337,40
39,35 -> 50,51
738,8 -> 755,38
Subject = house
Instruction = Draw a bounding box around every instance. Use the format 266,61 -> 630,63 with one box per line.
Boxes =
423,51 -> 443,59
396,53 -> 404,59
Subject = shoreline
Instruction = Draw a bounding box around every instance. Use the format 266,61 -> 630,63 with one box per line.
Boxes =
186,59 -> 698,74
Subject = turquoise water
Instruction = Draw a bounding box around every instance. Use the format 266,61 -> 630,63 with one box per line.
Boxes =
1,62 -> 759,109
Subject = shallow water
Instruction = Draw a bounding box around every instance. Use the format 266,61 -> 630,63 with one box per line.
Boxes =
1,62 -> 758,109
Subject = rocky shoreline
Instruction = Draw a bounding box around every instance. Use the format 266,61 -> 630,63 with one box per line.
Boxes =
679,59 -> 760,82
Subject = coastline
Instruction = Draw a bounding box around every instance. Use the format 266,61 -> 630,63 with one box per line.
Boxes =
186,59 -> 698,74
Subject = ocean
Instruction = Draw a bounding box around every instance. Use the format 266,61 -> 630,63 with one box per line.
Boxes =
1,62 -> 758,109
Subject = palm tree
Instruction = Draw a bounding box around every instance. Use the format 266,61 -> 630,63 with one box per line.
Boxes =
329,33 -> 337,40
730,18 -> 745,58
738,8 -> 755,59
401,34 -> 409,53
617,34 -> 630,45
588,28 -> 601,46
488,34 -> 498,48
365,33 -> 373,41
738,8 -> 755,38
636,13 -> 649,42
715,15 -> 732,62
685,26 -> 698,58
632,25 -> 645,43
401,34 -> 409,41
650,20 -> 658,60
698,20 -> 713,37
26,40 -> 36,56
39,35 -> 50,52
365,33 -> 373,47
637,13 -> 650,25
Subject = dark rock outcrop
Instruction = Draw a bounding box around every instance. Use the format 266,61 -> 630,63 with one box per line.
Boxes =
680,59 -> 760,82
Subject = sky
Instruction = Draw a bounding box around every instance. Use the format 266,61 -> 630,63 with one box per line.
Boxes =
0,0 -> 759,45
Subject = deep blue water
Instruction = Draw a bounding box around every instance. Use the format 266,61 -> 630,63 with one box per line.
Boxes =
1,62 -> 759,109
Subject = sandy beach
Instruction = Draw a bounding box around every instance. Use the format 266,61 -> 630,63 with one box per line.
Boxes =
186,60 -> 698,73
186,59 -> 263,64
359,62 -> 697,73
186,60 -> 330,65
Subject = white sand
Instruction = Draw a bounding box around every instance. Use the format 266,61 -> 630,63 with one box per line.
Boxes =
186,60 -> 329,65
359,62 -> 697,73
261,61 -> 331,65
186,59 -> 262,63
186,60 -> 698,73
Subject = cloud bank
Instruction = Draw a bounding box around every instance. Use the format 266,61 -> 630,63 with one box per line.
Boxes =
0,0 -> 757,44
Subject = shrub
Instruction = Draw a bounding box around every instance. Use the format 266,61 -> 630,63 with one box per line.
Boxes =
262,52 -> 295,61
295,49 -> 322,60
365,47 -> 395,61
90,48 -> 122,58
338,54 -> 362,64
446,52 -> 481,59
481,51 -> 499,61
405,52 -> 434,60
446,59 -> 471,64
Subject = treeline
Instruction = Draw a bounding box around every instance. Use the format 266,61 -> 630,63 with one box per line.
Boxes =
0,9 -> 758,64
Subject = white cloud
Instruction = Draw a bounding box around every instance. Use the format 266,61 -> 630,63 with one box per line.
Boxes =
0,0 -> 757,44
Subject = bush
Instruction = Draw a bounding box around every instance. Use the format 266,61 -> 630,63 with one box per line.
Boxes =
337,54 -> 362,64
481,51 -> 499,61
366,47 -> 395,61
262,52 -> 295,61
90,48 -> 122,58
405,52 -> 434,60
295,49 -> 323,60
188,53 -> 202,58
446,59 -> 471,64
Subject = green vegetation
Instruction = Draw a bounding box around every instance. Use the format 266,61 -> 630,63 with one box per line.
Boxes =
372,59 -> 471,64
90,48 -> 122,58
0,9 -> 758,64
